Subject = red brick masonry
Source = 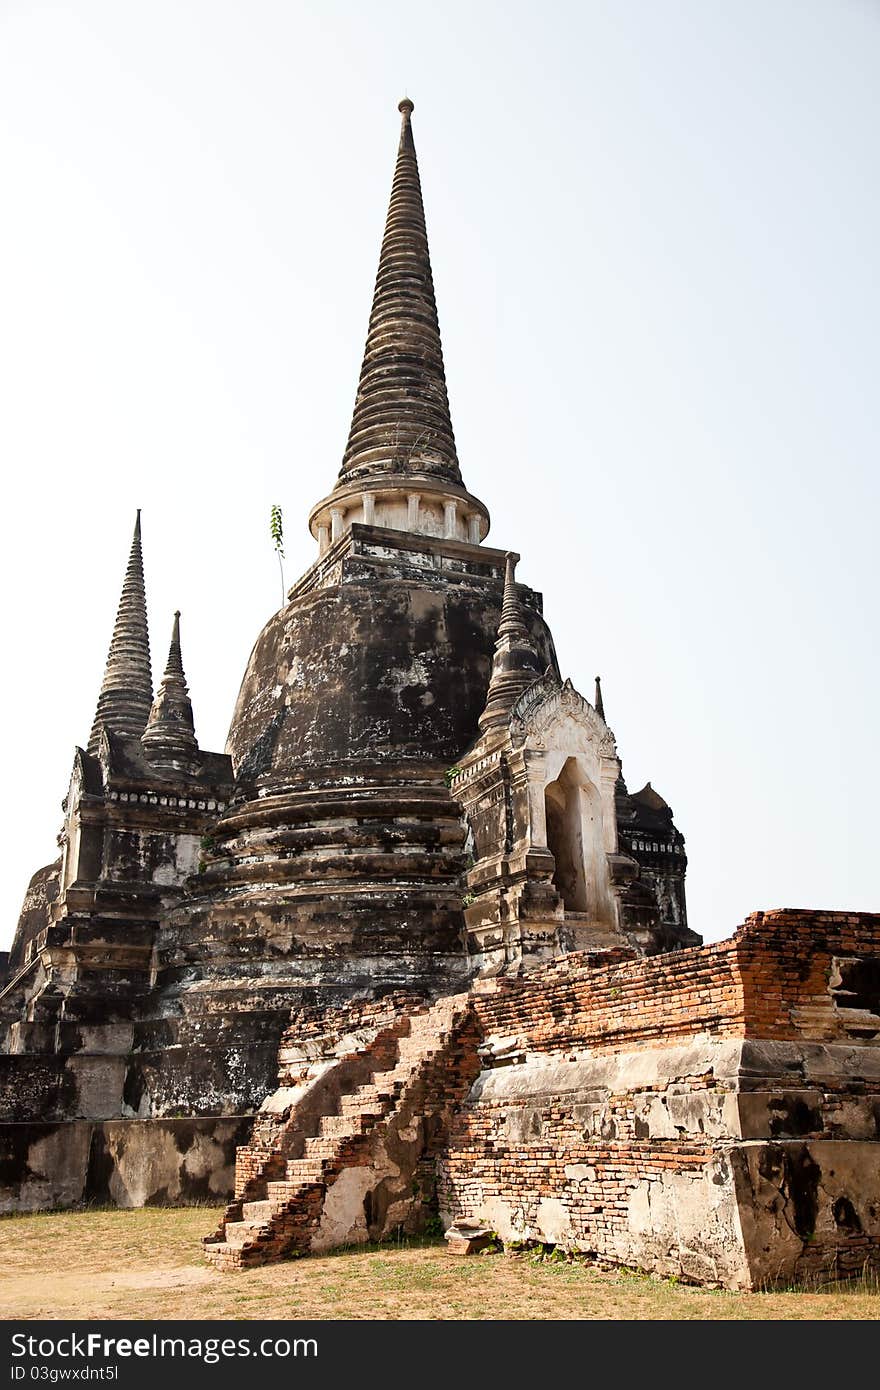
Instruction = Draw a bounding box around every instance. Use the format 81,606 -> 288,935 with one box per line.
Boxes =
467,910 -> 880,1051
208,910 -> 880,1287
437,911 -> 880,1287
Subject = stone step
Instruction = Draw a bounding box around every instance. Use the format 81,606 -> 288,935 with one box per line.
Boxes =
279,1160 -> 325,1184
241,1199 -> 274,1222
335,1101 -> 387,1125
394,1044 -> 438,1065
204,1242 -> 236,1266
338,1092 -> 392,1115
303,1136 -> 349,1158
383,1063 -> 428,1088
319,1112 -> 376,1138
339,1085 -> 382,1105
203,996 -> 474,1274
398,1029 -> 442,1048
223,1220 -> 265,1248
408,1012 -> 459,1035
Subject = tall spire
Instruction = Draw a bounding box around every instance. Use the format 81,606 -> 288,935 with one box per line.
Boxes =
594,675 -> 605,721
338,97 -> 461,488
478,554 -> 544,735
309,99 -> 489,552
88,511 -> 153,754
142,612 -> 199,770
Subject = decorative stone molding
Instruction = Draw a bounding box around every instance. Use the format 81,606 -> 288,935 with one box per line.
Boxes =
511,675 -> 616,759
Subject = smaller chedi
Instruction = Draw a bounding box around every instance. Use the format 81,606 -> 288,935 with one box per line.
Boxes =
1,99 -> 877,1293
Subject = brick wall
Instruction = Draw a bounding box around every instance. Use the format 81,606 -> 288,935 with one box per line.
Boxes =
438,910 -> 880,1287
468,910 -> 880,1052
736,910 -> 880,1040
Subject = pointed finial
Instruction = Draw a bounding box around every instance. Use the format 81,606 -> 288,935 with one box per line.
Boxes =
164,610 -> 185,677
498,553 -> 528,640
334,92 -> 461,491
594,675 -> 605,721
142,610 -> 199,771
308,92 -> 490,549
88,511 -> 153,754
478,554 -> 544,735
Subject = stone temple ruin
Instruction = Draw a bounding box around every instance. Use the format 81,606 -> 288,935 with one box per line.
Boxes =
2,99 -> 878,1291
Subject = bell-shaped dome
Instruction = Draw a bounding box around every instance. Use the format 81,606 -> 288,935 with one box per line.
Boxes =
226,568 -> 558,788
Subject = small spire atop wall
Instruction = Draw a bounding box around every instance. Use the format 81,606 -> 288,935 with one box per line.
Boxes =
498,552 -> 531,642
88,511 -> 153,754
141,611 -> 200,771
594,676 -> 628,794
478,554 -> 544,735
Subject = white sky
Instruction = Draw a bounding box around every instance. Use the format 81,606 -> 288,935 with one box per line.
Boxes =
1,0 -> 877,949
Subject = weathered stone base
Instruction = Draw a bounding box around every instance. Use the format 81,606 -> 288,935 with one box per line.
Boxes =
2,910 -> 878,1294
439,1115 -> 880,1290
733,1140 -> 880,1287
0,1116 -> 251,1214
434,910 -> 880,1289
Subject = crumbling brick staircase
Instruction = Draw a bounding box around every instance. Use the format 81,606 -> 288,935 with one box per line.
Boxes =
204,992 -> 479,1270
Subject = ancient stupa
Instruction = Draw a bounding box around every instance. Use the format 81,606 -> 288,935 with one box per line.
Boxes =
1,97 -> 693,1134
5,102 -> 869,1294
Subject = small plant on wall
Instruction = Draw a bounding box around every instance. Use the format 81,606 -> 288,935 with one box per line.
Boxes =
270,504 -> 285,607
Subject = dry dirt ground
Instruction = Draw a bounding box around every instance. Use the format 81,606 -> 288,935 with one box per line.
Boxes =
0,1207 -> 877,1320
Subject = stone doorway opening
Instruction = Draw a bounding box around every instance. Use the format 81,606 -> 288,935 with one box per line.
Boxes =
544,757 -> 603,917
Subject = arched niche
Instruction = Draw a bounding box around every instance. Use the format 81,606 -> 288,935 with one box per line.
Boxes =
544,756 -> 607,919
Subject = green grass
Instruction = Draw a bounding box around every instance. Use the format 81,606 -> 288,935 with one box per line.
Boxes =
0,1207 -> 877,1320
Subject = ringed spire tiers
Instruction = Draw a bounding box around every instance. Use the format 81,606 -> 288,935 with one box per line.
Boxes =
478,553 -> 544,735
340,95 -> 460,488
142,611 -> 200,771
88,511 -> 153,754
309,98 -> 489,556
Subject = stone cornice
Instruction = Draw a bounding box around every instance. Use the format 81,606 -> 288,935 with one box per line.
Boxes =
510,675 -> 617,757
